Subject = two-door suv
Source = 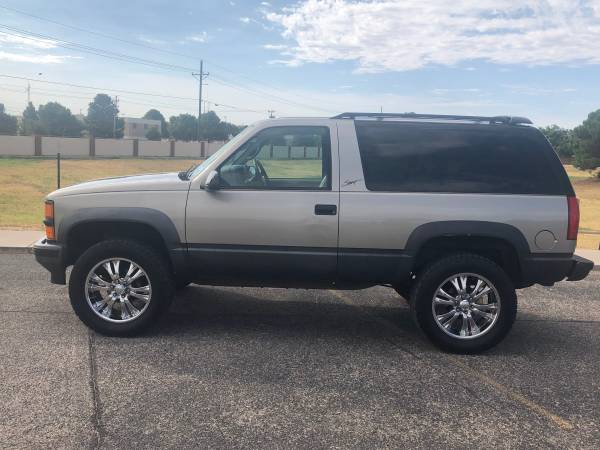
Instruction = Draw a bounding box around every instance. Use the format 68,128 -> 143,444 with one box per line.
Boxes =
34,112 -> 593,353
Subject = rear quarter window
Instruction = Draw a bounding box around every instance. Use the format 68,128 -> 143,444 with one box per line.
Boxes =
354,121 -> 572,195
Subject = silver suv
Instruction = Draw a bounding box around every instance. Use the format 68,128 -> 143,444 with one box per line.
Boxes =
34,112 -> 593,353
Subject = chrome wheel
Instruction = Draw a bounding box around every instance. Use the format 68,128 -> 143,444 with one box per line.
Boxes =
85,258 -> 152,323
432,273 -> 500,340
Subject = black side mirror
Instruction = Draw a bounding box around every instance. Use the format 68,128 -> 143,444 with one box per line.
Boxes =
203,170 -> 221,191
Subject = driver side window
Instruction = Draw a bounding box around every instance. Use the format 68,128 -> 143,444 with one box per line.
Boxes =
218,126 -> 331,190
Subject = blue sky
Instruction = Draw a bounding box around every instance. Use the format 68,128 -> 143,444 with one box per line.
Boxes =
1,0 -> 599,127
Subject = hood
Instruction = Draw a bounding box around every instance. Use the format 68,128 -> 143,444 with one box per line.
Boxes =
47,172 -> 189,198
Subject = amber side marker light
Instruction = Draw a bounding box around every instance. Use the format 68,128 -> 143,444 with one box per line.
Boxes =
44,200 -> 55,240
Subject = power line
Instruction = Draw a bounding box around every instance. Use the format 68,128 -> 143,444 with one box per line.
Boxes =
0,25 -> 197,73
0,3 -> 346,109
1,25 -> 332,113
0,74 -> 263,113
0,74 -> 269,119
0,13 -> 344,113
209,75 -> 336,113
0,3 -> 201,61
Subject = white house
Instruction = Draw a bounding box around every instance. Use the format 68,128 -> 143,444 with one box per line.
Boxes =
122,117 -> 161,140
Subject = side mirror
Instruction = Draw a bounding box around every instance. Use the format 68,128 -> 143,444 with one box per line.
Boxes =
203,170 -> 221,191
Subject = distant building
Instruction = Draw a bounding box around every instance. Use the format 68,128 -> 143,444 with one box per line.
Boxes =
122,117 -> 161,140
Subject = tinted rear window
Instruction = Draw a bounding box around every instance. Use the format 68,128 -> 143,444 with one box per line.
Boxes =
355,121 -> 570,195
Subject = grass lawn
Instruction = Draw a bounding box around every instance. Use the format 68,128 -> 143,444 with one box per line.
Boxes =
0,158 -> 199,230
565,165 -> 600,250
1,158 -> 599,249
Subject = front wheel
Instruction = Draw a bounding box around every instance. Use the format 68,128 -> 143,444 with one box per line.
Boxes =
68,239 -> 174,336
410,253 -> 517,353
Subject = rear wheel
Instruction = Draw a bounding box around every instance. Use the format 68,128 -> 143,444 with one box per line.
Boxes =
410,253 -> 517,353
69,239 -> 174,336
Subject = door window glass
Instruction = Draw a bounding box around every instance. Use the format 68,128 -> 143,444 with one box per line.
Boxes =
219,126 -> 331,190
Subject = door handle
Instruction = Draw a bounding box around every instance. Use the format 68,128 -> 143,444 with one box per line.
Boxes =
314,204 -> 337,215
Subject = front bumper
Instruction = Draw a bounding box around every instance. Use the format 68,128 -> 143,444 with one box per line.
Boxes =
520,253 -> 594,286
33,238 -> 66,284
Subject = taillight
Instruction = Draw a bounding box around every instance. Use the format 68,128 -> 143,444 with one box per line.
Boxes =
567,196 -> 579,241
44,200 -> 56,240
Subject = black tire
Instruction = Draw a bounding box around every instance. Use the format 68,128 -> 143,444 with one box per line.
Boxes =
410,253 -> 517,354
68,239 -> 174,336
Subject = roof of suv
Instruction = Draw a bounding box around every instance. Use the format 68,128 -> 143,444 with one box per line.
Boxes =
332,112 -> 533,126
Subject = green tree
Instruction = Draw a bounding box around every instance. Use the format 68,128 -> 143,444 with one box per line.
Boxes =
573,109 -> 600,173
539,125 -> 578,159
169,114 -> 198,141
20,102 -> 43,135
198,111 -> 223,140
86,94 -> 119,138
143,109 -> 169,138
198,111 -> 242,140
37,102 -> 83,137
145,126 -> 161,141
0,104 -> 18,135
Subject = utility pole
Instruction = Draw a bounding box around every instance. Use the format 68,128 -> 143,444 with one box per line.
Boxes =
113,95 -> 119,138
27,73 -> 42,105
192,60 -> 209,141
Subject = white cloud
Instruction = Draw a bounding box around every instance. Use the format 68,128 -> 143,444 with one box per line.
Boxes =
0,51 -> 71,64
0,33 -> 57,49
432,88 -> 481,95
240,17 -> 251,24
502,84 -> 577,95
138,36 -> 166,45
265,0 -> 600,72
263,44 -> 288,50
186,32 -> 209,43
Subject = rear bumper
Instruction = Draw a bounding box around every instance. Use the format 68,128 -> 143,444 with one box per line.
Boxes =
567,255 -> 595,281
33,238 -> 66,284
520,253 -> 594,286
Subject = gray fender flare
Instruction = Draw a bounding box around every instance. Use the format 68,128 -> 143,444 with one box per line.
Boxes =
58,207 -> 186,274
404,220 -> 530,256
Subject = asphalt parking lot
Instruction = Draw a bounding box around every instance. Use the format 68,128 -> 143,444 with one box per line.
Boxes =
1,253 -> 599,449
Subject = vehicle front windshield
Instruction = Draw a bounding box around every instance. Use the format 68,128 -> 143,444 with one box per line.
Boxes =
188,124 -> 256,179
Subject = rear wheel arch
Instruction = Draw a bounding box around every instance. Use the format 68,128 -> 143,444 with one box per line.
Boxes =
405,221 -> 529,285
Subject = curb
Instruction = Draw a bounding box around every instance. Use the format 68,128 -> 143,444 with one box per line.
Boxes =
0,247 -> 34,254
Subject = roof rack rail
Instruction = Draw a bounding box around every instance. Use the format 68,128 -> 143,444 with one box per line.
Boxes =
331,112 -> 532,125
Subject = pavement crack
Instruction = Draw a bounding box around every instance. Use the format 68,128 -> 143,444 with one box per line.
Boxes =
88,330 -> 104,450
329,289 -> 575,432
